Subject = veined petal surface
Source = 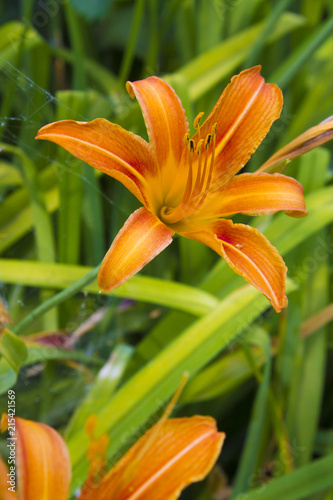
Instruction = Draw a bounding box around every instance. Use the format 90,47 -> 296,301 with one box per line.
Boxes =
1,415 -> 71,500
36,119 -> 158,208
200,173 -> 307,218
181,219 -> 287,312
78,416 -> 224,500
126,77 -> 189,196
194,66 -> 283,188
98,207 -> 174,291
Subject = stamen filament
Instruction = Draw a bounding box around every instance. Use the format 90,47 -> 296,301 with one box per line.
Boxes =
160,123 -> 217,224
195,124 -> 217,208
193,138 -> 204,197
183,140 -> 194,204
195,133 -> 212,195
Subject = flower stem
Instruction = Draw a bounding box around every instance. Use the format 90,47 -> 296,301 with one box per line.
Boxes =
13,265 -> 101,336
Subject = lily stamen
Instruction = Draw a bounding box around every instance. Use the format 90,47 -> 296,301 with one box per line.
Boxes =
195,123 -> 217,208
161,122 -> 218,223
194,112 -> 204,141
193,138 -> 205,197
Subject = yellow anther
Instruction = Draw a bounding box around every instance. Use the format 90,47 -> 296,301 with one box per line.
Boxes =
189,139 -> 195,153
183,132 -> 190,147
211,122 -> 218,135
195,138 -> 204,155
193,112 -> 204,129
205,134 -> 212,149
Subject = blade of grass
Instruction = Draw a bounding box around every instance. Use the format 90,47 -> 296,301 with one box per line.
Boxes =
174,12 -> 306,100
244,0 -> 297,68
0,341 -> 102,395
119,0 -> 146,85
272,15 -> 333,89
64,344 -> 133,439
55,96 -> 84,266
51,46 -> 117,93
231,328 -> 272,497
0,261 -> 220,334
81,167 -> 105,265
1,145 -> 57,330
145,0 -> 159,75
233,452 -> 333,500
62,6 -> 105,265
0,329 -> 27,373
197,0 -> 222,54
287,150 -> 329,466
0,185 -> 59,254
68,281 -> 297,491
180,337 -> 267,404
175,0 -> 196,63
0,21 -> 44,140
63,3 -> 87,90
0,163 -> 57,228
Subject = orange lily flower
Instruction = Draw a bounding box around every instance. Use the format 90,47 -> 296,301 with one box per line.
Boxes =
0,413 -> 224,500
36,66 -> 309,312
0,413 -> 71,500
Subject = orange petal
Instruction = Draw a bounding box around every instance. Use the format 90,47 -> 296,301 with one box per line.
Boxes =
1,414 -> 71,500
126,77 -> 189,193
194,66 -> 283,188
181,219 -> 287,312
0,453 -> 18,500
97,207 -> 174,291
79,416 -> 224,500
201,173 -> 307,218
257,115 -> 333,173
36,118 -> 158,208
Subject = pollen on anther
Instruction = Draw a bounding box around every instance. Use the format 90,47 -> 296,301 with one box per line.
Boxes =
205,134 -> 212,149
193,112 -> 204,129
195,139 -> 204,155
212,123 -> 218,135
183,132 -> 190,147
189,139 -> 195,153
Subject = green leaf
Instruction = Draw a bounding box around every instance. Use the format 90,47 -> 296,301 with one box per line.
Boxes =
272,16 -> 333,89
232,329 -> 272,497
172,12 -> 306,100
0,330 -> 27,372
0,162 -> 22,189
284,149 -> 330,467
68,280 -> 297,491
0,341 -> 102,395
70,0 -> 111,20
233,453 -> 333,500
181,339 -> 266,404
265,186 -> 333,256
0,260 -> 220,318
64,344 -> 133,439
0,359 -> 16,394
245,0 -> 297,68
0,21 -> 44,69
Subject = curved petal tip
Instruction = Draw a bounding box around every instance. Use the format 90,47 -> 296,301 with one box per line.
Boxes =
98,207 -> 174,291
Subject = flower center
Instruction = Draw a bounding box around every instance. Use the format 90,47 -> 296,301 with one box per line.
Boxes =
160,115 -> 217,225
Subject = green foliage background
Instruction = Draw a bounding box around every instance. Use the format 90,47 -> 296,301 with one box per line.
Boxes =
0,0 -> 333,498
